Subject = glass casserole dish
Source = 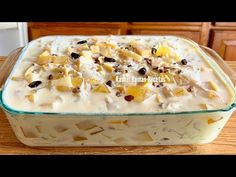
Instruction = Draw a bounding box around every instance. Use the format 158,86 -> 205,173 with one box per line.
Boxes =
0,35 -> 236,146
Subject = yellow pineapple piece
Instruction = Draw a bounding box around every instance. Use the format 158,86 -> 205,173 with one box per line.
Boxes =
155,45 -> 180,61
127,85 -> 147,102
102,63 -> 114,73
118,49 -> 143,63
25,94 -> 35,103
116,86 -> 126,93
207,81 -> 219,91
156,94 -> 162,103
93,84 -> 110,93
71,76 -> 83,87
199,103 -> 208,110
90,45 -> 100,53
129,41 -> 151,57
133,131 -> 153,142
96,65 -> 104,72
88,78 -> 100,85
80,50 -> 92,60
77,44 -> 90,52
55,86 -> 71,92
173,87 -> 187,97
52,76 -> 72,87
162,86 -> 174,98
207,90 -> 219,99
53,56 -> 69,65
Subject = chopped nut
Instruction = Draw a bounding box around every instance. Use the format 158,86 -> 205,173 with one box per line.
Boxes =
162,86 -> 174,97
207,81 -> 219,91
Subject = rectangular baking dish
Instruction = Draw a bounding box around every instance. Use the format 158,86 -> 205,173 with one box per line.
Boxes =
0,35 -> 236,146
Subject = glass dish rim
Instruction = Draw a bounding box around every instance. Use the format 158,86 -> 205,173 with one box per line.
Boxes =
1,34 -> 236,117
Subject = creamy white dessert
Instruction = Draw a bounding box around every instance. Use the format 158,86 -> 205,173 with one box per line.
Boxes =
3,35 -> 235,113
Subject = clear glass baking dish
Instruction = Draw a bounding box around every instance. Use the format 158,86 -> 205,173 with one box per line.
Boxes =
0,35 -> 236,147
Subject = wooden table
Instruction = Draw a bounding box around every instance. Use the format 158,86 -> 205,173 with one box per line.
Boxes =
1,56 -> 236,155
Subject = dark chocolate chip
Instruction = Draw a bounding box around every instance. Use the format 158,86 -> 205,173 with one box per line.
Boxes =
116,92 -> 121,97
48,74 -> 53,80
127,64 -> 132,67
181,59 -> 188,65
151,47 -> 157,55
144,58 -> 152,65
106,80 -> 113,87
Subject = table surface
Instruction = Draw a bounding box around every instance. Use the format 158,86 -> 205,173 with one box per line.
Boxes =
1,56 -> 236,155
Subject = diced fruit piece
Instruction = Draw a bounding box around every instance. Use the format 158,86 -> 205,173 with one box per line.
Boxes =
116,86 -> 126,93
156,94 -> 162,103
173,87 -> 187,97
77,44 -> 90,52
55,86 -> 71,92
25,94 -> 35,102
20,127 -> 37,138
88,78 -> 99,85
93,84 -> 110,93
90,45 -> 100,53
207,90 -> 219,99
133,131 -> 153,142
76,120 -> 98,130
208,117 -> 223,124
54,125 -> 68,133
80,50 -> 93,60
73,135 -> 88,141
108,120 -> 128,124
90,127 -> 104,135
52,76 -> 72,87
118,49 -> 142,62
162,86 -> 174,98
127,85 -> 147,102
207,81 -> 219,91
71,76 -> 83,87
129,41 -> 151,57
199,103 -> 208,110
11,76 -> 24,81
102,63 -> 114,73
53,56 -> 69,65
155,45 -> 180,61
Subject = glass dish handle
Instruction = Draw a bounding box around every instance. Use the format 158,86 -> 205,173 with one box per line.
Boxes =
0,47 -> 23,88
200,45 -> 236,87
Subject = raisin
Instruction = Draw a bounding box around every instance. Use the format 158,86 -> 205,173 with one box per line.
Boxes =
71,52 -> 80,59
48,74 -> 53,80
104,57 -> 116,62
151,47 -> 157,55
158,69 -> 163,73
144,58 -> 152,65
106,80 -> 112,87
116,92 -> 121,97
94,58 -> 100,64
138,67 -> 147,75
124,95 -> 134,102
181,59 -> 188,65
77,40 -> 87,44
28,81 -> 42,88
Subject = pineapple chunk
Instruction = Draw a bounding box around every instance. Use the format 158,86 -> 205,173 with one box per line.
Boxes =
207,90 -> 219,99
37,51 -> 69,65
199,103 -> 208,110
102,63 -> 114,73
71,76 -> 83,87
162,86 -> 174,98
25,94 -> 35,102
55,86 -> 71,92
155,45 -> 180,61
52,76 -> 72,87
80,50 -> 93,60
156,94 -> 162,103
90,45 -> 100,53
116,86 -> 126,93
173,87 -> 187,97
127,85 -> 147,102
53,56 -> 69,65
76,120 -> 98,130
77,44 -> 90,52
118,49 -> 142,63
133,131 -> 153,142
129,41 -> 151,57
88,78 -> 100,85
207,81 -> 219,91
93,84 -> 110,93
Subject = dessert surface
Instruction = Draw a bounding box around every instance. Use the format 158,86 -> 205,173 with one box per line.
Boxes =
3,35 -> 234,113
